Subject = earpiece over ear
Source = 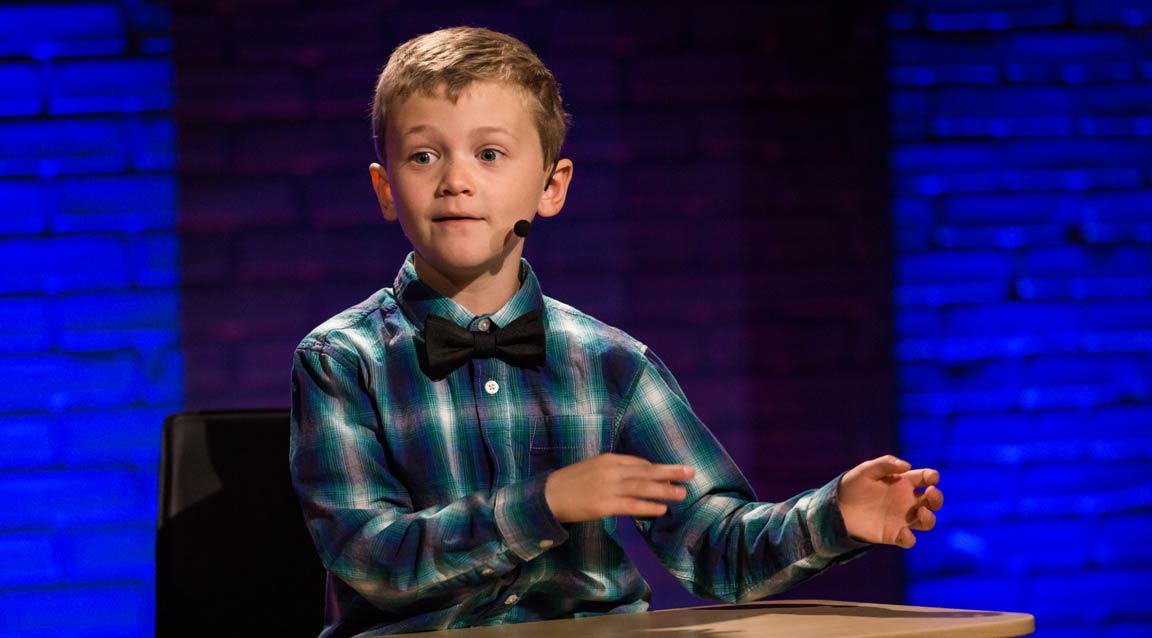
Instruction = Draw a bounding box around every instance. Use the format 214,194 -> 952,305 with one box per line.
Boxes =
544,160 -> 559,191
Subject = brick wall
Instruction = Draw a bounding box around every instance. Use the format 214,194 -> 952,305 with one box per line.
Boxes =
175,0 -> 897,610
9,1 -> 1151,633
0,2 -> 177,637
890,1 -> 1152,635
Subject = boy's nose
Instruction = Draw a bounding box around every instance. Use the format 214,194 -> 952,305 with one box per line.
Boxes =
438,160 -> 473,196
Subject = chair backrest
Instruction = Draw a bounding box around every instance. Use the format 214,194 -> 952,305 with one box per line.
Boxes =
156,409 -> 325,637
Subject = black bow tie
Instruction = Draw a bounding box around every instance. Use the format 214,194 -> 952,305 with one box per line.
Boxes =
422,310 -> 546,379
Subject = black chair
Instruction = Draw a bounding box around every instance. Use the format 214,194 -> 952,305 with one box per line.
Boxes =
156,409 -> 326,637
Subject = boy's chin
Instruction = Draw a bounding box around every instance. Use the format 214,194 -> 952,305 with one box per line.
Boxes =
417,248 -> 519,279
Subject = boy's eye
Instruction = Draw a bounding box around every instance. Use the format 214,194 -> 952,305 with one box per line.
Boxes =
411,151 -> 434,165
479,149 -> 501,162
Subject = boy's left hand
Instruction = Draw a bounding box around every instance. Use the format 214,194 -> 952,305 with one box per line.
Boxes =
837,455 -> 943,548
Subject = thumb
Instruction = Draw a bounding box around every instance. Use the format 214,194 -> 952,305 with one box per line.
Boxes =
864,455 -> 912,479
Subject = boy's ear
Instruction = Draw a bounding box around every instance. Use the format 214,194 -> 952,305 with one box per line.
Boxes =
536,158 -> 573,219
369,163 -> 398,222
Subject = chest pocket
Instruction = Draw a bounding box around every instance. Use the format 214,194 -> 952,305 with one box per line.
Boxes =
525,414 -> 612,478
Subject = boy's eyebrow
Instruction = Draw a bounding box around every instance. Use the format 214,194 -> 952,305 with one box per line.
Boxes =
400,124 -> 435,138
472,125 -> 516,137
398,125 -> 516,138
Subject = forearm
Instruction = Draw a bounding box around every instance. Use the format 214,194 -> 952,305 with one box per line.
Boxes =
300,472 -> 567,609
621,350 -> 868,602
652,475 -> 867,602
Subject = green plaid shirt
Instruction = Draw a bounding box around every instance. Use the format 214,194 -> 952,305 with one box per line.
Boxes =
290,254 -> 867,637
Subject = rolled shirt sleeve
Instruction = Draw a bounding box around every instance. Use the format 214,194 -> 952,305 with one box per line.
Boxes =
494,471 -> 570,562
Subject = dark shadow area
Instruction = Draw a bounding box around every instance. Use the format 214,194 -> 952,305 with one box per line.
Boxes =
156,410 -> 326,638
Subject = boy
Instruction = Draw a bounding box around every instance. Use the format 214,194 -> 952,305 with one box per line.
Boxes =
291,26 -> 942,637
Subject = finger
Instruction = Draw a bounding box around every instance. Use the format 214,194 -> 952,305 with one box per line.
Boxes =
906,468 -> 940,489
619,479 -> 687,502
607,454 -> 654,467
895,527 -> 917,549
617,463 -> 694,483
640,464 -> 696,482
614,498 -> 668,518
863,454 -> 912,479
920,485 -> 943,510
909,506 -> 936,531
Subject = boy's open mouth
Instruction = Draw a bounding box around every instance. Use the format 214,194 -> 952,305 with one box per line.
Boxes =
433,213 -> 482,222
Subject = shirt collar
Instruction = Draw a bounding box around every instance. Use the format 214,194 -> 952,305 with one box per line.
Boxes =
393,252 -> 544,332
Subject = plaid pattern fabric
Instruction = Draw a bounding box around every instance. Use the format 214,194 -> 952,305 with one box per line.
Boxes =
290,253 -> 868,637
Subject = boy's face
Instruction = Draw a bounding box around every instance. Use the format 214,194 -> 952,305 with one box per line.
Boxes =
371,81 -> 571,283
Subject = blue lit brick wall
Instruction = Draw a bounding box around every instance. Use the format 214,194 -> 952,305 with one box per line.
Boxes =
0,3 -> 177,638
890,2 -> 1152,636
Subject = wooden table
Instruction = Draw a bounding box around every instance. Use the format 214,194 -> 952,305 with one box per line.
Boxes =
390,599 -> 1035,637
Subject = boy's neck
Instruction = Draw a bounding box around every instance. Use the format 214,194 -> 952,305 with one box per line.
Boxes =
412,252 -> 522,317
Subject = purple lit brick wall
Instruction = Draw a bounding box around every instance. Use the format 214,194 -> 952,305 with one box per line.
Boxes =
175,2 -> 896,608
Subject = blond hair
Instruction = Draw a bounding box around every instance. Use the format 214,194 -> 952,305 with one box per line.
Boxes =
371,27 -> 570,168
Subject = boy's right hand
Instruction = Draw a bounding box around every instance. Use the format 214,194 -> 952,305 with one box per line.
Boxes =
544,453 -> 695,523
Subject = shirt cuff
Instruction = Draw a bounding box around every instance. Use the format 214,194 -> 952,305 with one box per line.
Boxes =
493,471 -> 570,562
809,472 -> 872,561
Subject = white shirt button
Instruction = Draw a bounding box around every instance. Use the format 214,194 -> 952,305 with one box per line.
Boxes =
504,594 -> 519,605
477,318 -> 492,332
538,539 -> 554,549
484,379 -> 500,395
481,568 -> 494,576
